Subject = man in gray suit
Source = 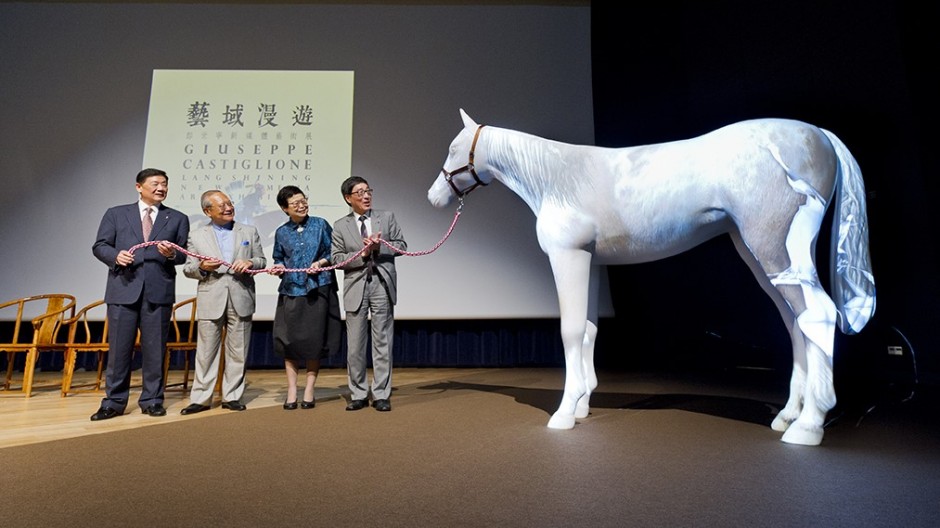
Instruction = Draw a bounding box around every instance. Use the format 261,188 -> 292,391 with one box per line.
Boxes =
180,190 -> 266,414
90,168 -> 189,421
332,176 -> 407,412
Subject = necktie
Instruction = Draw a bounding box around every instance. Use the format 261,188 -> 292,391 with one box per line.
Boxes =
359,215 -> 374,277
142,207 -> 153,241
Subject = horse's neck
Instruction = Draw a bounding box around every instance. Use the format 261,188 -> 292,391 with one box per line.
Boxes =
484,128 -> 570,215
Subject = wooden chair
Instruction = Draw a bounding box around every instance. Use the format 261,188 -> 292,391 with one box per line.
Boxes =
60,299 -> 109,396
62,298 -> 201,397
163,297 -> 199,391
0,294 -> 76,397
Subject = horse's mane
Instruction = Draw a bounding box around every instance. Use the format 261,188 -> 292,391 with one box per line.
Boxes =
486,127 -> 587,212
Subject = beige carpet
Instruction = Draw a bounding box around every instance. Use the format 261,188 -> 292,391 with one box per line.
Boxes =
3,368 -> 938,527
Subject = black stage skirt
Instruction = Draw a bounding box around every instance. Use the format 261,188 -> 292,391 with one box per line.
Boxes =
273,282 -> 342,361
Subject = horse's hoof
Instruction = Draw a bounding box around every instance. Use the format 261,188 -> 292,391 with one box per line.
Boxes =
547,412 -> 576,430
781,424 -> 824,446
574,402 -> 590,419
770,416 -> 792,432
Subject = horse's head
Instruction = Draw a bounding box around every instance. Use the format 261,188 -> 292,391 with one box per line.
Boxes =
428,109 -> 493,208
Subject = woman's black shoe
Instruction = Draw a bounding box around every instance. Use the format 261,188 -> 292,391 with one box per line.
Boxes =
301,399 -> 316,409
283,401 -> 298,410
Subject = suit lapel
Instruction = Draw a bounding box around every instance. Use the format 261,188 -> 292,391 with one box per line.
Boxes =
370,211 -> 384,238
150,205 -> 170,241
126,204 -> 146,242
203,224 -> 223,258
232,224 -> 246,259
344,214 -> 358,240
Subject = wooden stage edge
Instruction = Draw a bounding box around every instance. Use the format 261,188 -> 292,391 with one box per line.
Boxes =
0,367 -> 496,449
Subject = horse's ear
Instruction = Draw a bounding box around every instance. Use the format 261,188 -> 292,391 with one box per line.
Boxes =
459,108 -> 478,128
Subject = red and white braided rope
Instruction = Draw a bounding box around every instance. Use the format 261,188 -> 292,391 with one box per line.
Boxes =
376,206 -> 462,257
128,208 -> 463,274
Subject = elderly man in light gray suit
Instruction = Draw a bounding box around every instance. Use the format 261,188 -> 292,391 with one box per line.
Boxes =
180,190 -> 266,414
332,176 -> 407,412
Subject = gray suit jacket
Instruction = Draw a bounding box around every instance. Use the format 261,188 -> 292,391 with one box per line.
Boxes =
183,222 -> 266,320
331,210 -> 407,312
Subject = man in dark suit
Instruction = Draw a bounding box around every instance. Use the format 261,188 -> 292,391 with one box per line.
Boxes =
331,176 -> 407,412
90,168 -> 190,420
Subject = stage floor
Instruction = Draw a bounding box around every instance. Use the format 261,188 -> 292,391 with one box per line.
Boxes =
1,365 -> 936,450
0,367 -> 494,448
4,366 -> 939,527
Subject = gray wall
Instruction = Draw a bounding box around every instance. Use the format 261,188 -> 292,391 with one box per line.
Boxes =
0,2 -> 596,319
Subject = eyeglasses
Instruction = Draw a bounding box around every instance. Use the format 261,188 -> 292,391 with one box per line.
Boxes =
349,188 -> 374,198
214,201 -> 235,209
287,198 -> 308,208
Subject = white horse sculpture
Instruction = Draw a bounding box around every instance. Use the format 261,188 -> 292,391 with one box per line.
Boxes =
428,109 -> 875,446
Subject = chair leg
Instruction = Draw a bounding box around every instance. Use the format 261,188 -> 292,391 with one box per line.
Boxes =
215,353 -> 224,395
95,352 -> 105,391
61,349 -> 75,396
183,352 -> 191,391
3,352 -> 14,390
23,348 -> 38,397
162,348 -> 171,390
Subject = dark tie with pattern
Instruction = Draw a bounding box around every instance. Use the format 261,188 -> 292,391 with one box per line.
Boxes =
142,207 -> 153,241
360,215 -> 374,277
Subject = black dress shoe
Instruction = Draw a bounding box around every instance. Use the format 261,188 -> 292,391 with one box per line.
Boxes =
301,399 -> 316,409
141,404 -> 167,417
180,403 -> 210,415
283,401 -> 298,410
372,399 -> 391,412
90,407 -> 122,421
345,398 -> 369,411
221,401 -> 247,411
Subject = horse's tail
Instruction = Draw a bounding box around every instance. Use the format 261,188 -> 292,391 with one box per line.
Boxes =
822,128 -> 876,335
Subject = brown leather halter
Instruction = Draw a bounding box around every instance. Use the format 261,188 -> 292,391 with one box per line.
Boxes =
442,124 -> 488,197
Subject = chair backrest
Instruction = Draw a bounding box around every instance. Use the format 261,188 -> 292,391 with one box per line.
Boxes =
170,297 -> 197,344
64,299 -> 108,347
34,295 -> 75,346
0,294 -> 76,348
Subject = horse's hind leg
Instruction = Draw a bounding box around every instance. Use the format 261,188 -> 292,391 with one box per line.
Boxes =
730,233 -> 809,432
771,322 -> 808,433
780,285 -> 837,445
734,177 -> 837,445
735,234 -> 837,445
773,187 -> 838,445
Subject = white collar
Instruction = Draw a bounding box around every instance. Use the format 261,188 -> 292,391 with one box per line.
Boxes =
138,201 -> 157,214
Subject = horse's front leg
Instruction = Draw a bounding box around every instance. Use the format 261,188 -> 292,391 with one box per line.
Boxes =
573,319 -> 598,419
545,249 -> 593,430
574,265 -> 601,419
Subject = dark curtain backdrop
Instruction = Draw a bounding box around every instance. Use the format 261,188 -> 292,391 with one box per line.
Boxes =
247,320 -> 570,369
591,1 -> 938,402
11,319 -> 570,372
